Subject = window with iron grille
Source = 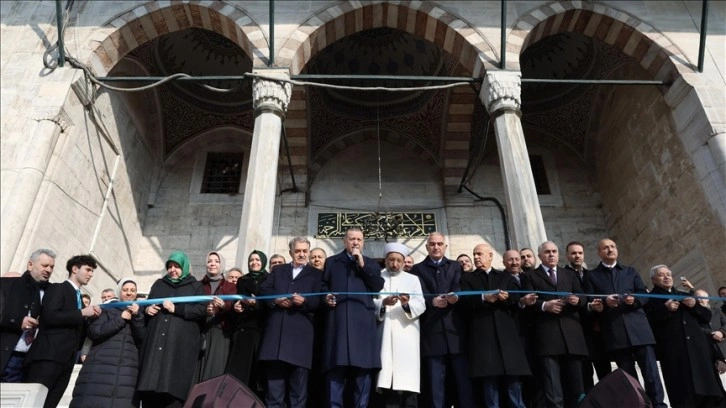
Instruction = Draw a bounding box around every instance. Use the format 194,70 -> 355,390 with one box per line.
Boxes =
529,154 -> 551,195
201,152 -> 243,194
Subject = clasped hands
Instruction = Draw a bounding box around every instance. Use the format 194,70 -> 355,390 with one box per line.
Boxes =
274,293 -> 305,309
382,293 -> 411,307
145,300 -> 175,316
433,292 -> 458,308
543,294 -> 580,314
121,303 -> 139,320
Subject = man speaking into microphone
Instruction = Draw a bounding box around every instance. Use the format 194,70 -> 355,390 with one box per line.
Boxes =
321,227 -> 384,408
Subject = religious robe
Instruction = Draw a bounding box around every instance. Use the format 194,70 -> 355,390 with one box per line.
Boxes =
373,269 -> 426,393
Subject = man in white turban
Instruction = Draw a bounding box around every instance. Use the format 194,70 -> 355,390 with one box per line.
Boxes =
374,242 -> 426,407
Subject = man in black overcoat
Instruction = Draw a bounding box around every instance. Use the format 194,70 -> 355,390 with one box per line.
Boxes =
522,241 -> 588,408
461,243 -> 530,408
645,265 -> 724,408
0,249 -> 56,383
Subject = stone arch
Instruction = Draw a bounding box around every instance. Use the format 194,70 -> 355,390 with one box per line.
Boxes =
276,1 -> 498,77
82,1 -> 268,76
309,127 -> 439,178
164,125 -> 253,168
507,1 -> 693,82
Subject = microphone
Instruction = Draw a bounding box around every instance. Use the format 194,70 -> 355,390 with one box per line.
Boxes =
353,254 -> 360,262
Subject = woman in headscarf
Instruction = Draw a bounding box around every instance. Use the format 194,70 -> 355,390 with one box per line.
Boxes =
71,278 -> 145,408
225,250 -> 269,398
195,251 -> 237,382
137,251 -> 206,408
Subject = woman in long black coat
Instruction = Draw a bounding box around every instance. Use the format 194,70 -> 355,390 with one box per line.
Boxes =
136,251 -> 207,408
195,251 -> 237,383
70,278 -> 144,408
225,250 -> 269,399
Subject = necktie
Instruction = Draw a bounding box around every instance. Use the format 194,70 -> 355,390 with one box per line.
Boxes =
24,328 -> 35,345
76,289 -> 82,309
548,268 -> 557,286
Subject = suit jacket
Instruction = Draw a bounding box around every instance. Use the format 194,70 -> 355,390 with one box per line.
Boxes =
258,263 -> 322,369
321,251 -> 384,371
522,265 -> 588,357
409,256 -> 466,356
0,271 -> 43,371
584,262 -> 655,351
25,281 -> 85,366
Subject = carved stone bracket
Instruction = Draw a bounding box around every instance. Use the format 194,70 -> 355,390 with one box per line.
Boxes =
480,71 -> 522,114
252,69 -> 292,114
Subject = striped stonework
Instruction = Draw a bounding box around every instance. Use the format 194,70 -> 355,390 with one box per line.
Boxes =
83,1 -> 268,76
281,88 -> 309,191
508,1 -> 692,83
443,84 -> 477,190
276,1 -> 498,77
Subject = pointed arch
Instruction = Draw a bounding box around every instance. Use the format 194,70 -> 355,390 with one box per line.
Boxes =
81,1 -> 269,76
276,1 -> 498,77
507,1 -> 692,82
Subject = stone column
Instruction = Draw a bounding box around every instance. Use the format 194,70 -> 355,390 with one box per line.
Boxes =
235,69 -> 291,265
1,113 -> 66,274
479,71 -> 547,250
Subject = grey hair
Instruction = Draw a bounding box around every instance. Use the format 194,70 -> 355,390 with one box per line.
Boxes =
288,236 -> 311,251
29,248 -> 57,262
649,264 -> 670,277
537,241 -> 558,254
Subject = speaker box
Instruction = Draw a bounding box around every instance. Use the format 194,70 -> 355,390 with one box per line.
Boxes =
184,374 -> 265,408
579,368 -> 653,408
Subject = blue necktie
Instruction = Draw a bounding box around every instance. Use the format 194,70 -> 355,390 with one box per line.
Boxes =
76,289 -> 82,309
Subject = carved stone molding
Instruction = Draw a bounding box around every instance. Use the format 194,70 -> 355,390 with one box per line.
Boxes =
480,71 -> 522,114
252,69 -> 292,114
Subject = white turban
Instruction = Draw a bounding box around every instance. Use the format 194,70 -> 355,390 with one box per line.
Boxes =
384,242 -> 410,258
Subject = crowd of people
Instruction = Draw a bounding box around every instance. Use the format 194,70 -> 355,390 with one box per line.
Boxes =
1,230 -> 725,408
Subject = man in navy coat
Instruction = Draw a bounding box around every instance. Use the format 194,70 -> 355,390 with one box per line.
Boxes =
410,232 -> 474,408
321,227 -> 384,408
584,238 -> 666,408
259,236 -> 322,408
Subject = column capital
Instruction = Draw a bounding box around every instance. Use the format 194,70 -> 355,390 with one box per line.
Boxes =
252,68 -> 292,114
480,71 -> 521,114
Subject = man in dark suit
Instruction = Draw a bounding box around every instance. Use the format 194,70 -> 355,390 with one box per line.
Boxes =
322,227 -> 384,408
258,236 -> 322,408
461,243 -> 529,408
25,254 -> 102,408
583,238 -> 666,408
522,241 -> 588,408
645,265 -> 724,408
1,248 -> 56,383
503,249 -> 542,408
563,241 -> 610,391
410,232 -> 474,408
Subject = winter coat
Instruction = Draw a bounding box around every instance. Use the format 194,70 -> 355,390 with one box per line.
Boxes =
321,251 -> 384,371
71,303 -> 145,408
258,263 -> 322,369
136,275 -> 206,401
645,286 -> 724,408
460,268 -> 531,377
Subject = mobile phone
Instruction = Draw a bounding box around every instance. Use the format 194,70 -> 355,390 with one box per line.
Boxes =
680,276 -> 687,282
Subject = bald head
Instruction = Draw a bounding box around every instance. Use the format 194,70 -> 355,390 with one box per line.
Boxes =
473,243 -> 493,271
694,289 -> 709,307
502,250 -> 522,274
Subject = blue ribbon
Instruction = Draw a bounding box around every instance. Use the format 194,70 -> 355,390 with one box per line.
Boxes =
99,290 -> 726,309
